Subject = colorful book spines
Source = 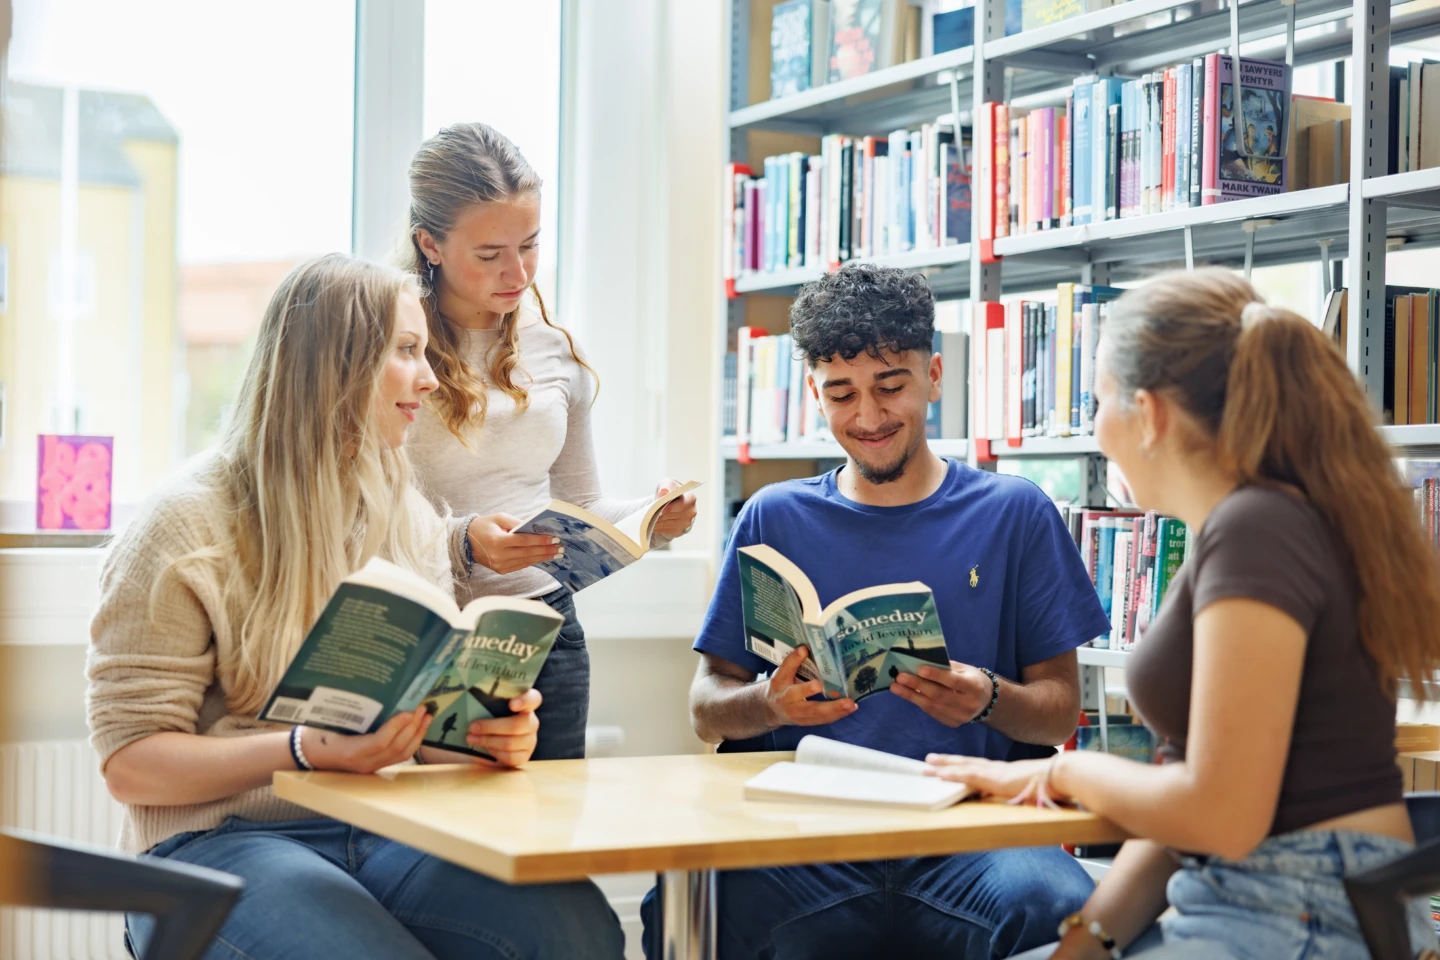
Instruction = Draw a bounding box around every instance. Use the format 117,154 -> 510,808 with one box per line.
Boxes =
1080,510 -> 1189,650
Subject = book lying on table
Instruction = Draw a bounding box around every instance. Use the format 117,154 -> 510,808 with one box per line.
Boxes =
738,544 -> 948,701
743,735 -> 973,810
514,481 -> 703,593
259,557 -> 562,759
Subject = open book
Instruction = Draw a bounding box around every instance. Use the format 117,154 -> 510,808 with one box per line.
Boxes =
514,481 -> 702,592
259,557 -> 562,758
739,544 -> 948,701
743,736 -> 973,811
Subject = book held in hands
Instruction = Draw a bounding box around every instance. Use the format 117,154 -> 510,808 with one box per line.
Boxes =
514,481 -> 702,593
739,544 -> 948,702
259,557 -> 562,756
743,735 -> 973,810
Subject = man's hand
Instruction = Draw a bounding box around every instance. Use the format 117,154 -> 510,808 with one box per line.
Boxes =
764,646 -> 856,728
889,661 -> 994,727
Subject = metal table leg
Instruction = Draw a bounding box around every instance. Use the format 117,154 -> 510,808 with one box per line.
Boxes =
661,868 -> 717,960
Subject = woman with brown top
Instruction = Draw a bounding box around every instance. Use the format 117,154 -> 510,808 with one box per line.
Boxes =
87,254 -> 622,959
928,268 -> 1440,959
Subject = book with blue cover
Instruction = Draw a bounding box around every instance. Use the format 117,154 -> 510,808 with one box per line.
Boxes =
513,481 -> 702,593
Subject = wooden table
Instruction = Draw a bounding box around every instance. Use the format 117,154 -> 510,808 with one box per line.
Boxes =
275,752 -> 1126,960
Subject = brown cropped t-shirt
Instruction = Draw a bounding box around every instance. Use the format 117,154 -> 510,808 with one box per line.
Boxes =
1127,485 -> 1402,837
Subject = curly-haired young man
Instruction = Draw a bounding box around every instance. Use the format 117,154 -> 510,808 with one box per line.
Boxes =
643,264 -> 1111,959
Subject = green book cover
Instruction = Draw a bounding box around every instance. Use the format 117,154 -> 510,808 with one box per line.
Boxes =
419,606 -> 563,758
737,544 -> 946,702
259,557 -> 562,747
1152,517 -> 1188,615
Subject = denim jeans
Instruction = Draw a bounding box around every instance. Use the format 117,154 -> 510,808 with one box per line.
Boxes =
534,587 -> 589,761
1012,829 -> 1440,960
126,816 -> 624,960
639,847 -> 1094,959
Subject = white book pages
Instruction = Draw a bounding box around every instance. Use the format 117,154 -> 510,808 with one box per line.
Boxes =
794,735 -> 929,776
744,761 -> 971,811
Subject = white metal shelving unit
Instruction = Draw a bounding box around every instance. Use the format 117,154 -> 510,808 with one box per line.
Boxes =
717,0 -> 1440,904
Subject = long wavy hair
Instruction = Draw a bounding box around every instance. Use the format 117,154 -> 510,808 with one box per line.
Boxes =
406,122 -> 594,438
169,254 -> 442,714
1105,268 -> 1440,697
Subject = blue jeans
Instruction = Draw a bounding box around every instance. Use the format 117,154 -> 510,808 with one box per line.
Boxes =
1012,829 -> 1440,960
534,588 -> 589,760
639,848 -> 1094,959
126,817 -> 624,960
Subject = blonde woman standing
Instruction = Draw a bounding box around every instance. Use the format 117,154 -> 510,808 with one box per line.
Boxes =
930,269 -> 1440,960
405,123 -> 697,760
90,255 -> 623,960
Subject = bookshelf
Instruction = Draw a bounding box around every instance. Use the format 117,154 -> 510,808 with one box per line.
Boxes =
719,0 -> 1440,799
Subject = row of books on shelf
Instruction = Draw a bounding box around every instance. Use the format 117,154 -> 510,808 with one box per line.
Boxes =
977,55 -> 1309,240
768,0 -> 1145,103
1323,285 -> 1440,427
723,327 -> 969,446
971,283 -> 1116,445
724,125 -> 972,287
1062,506 -> 1192,652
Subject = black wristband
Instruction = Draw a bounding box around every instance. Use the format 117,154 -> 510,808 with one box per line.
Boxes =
971,667 -> 1000,724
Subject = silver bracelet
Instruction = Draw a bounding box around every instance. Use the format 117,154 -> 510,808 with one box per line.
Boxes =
290,724 -> 314,771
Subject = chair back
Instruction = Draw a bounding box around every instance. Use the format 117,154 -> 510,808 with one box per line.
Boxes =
0,828 -> 243,960
1343,793 -> 1440,960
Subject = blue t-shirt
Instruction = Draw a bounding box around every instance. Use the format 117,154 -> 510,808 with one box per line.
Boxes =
695,459 -> 1111,762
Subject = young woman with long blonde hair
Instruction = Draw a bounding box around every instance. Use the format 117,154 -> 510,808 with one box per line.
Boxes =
404,123 -> 697,760
930,268 -> 1440,960
88,254 -> 623,960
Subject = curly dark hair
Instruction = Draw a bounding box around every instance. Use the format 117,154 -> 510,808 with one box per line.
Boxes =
788,263 -> 935,365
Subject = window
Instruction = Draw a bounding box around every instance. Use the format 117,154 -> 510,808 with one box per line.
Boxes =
423,0 -> 564,310
2,0 -> 355,510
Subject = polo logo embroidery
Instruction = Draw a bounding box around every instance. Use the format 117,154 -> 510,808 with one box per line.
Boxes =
969,565 -> 979,588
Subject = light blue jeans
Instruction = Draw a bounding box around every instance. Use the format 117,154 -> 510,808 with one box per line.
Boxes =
126,816 -> 625,960
1014,829 -> 1440,960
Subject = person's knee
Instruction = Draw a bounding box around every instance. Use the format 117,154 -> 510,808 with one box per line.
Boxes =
988,850 -> 1093,952
531,880 -> 624,959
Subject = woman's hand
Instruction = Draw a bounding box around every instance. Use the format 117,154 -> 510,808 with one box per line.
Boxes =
651,479 -> 698,540
302,708 -> 430,774
924,755 -> 1072,805
466,688 -> 543,768
468,513 -> 562,574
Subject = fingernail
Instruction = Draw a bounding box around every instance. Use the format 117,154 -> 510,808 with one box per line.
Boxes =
551,538 -> 561,545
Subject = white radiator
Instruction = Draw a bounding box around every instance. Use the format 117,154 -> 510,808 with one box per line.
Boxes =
1,740 -> 129,960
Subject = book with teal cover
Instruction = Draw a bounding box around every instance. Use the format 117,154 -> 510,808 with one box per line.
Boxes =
259,558 -> 563,748
738,544 -> 947,702
771,0 -> 814,99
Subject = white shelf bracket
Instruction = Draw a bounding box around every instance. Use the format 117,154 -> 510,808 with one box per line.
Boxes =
1241,218 -> 1278,280
1184,225 -> 1195,271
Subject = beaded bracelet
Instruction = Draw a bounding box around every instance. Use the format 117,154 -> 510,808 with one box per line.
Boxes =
289,725 -> 314,771
1057,913 -> 1121,960
460,513 -> 480,570
970,666 -> 1000,724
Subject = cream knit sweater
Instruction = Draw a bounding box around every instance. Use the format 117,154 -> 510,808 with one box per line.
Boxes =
86,455 -> 470,854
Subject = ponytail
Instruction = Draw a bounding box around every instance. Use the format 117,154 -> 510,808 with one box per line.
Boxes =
1108,269 -> 1440,696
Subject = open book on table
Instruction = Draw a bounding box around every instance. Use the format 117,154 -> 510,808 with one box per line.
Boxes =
513,481 -> 703,593
738,544 -> 948,702
743,736 -> 974,811
259,556 -> 562,759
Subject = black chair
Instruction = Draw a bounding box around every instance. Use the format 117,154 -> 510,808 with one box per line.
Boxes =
0,828 -> 244,960
1343,792 -> 1440,960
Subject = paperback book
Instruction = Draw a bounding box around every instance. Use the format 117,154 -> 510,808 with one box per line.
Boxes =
259,557 -> 563,750
743,735 -> 973,810
514,481 -> 702,592
738,544 -> 948,701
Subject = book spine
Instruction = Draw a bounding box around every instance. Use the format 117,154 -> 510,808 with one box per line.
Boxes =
1079,302 -> 1097,434
1060,107 -> 1072,229
995,103 -> 1011,239
1073,79 -> 1092,226
1056,283 -> 1075,439
1007,301 -> 1023,444
1202,53 -> 1219,205
1162,68 -> 1176,213
986,304 -> 1007,439
1094,517 -> 1117,647
1111,523 -> 1133,645
1190,57 -> 1204,209
1107,102 -> 1121,221
1071,294 -> 1083,431
1047,303 -> 1058,435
